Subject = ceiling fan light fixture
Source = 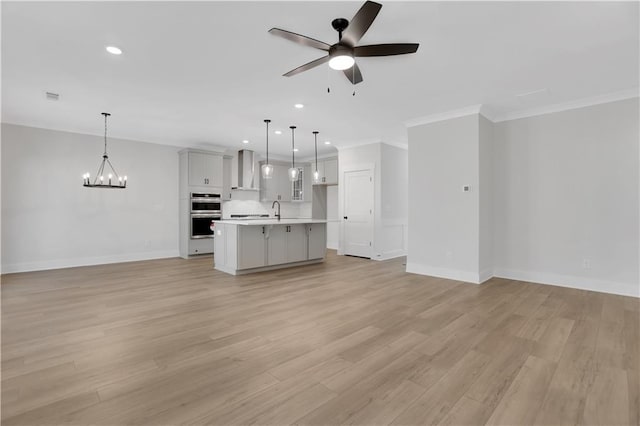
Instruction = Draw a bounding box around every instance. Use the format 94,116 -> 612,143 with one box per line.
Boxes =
105,46 -> 122,55
329,54 -> 355,70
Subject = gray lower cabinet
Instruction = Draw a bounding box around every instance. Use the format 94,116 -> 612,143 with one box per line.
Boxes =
215,222 -> 327,275
237,226 -> 266,269
267,224 -> 307,265
267,225 -> 287,265
307,223 -> 327,260
287,225 -> 308,263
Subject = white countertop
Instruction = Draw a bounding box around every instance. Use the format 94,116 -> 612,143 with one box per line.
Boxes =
213,218 -> 327,226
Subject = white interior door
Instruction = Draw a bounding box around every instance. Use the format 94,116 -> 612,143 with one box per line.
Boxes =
343,168 -> 373,258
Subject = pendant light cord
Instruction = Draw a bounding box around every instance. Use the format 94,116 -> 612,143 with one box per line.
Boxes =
264,119 -> 270,164
290,126 -> 296,169
313,131 -> 319,174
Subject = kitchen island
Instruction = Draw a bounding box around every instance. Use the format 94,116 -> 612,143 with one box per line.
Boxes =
212,219 -> 327,275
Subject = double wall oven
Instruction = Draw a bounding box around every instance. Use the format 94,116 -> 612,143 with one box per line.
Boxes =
190,193 -> 221,239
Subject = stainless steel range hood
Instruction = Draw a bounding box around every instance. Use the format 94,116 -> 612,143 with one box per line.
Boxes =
232,149 -> 259,191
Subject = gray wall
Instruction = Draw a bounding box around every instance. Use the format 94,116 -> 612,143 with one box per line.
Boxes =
407,114 -> 482,282
1,123 -> 180,272
407,97 -> 639,296
492,98 -> 639,295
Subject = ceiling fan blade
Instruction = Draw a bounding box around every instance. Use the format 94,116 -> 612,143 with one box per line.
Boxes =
269,28 -> 331,51
283,56 -> 330,77
343,62 -> 363,85
341,1 -> 382,46
354,43 -> 419,57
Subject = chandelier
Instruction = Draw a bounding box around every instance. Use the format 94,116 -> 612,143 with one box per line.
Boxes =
82,112 -> 127,188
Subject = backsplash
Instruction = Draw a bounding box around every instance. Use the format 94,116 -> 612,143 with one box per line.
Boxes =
222,191 -> 311,219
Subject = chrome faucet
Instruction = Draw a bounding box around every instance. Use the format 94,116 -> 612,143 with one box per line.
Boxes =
272,200 -> 281,221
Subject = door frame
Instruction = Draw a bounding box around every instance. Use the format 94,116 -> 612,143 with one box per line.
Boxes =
339,163 -> 375,258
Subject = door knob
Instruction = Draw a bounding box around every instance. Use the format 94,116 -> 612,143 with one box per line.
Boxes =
343,216 -> 348,220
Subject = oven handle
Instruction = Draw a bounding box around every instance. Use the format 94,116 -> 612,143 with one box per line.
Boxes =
191,213 -> 222,218
191,234 -> 214,239
191,197 -> 222,202
190,210 -> 222,215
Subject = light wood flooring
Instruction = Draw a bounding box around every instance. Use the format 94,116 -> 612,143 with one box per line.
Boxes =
1,251 -> 639,425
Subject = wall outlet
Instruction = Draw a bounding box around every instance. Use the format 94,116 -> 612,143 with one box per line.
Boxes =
463,185 -> 470,192
582,259 -> 592,269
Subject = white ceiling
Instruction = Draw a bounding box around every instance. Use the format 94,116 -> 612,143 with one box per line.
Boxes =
2,1 -> 638,159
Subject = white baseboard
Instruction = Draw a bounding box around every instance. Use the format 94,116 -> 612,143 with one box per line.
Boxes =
493,267 -> 640,298
1,250 -> 180,274
374,250 -> 406,261
404,263 -> 639,297
405,262 -> 483,284
479,268 -> 494,284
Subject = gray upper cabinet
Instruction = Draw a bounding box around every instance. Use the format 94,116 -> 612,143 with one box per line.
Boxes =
222,156 -> 232,200
312,157 -> 338,185
260,163 -> 292,202
188,151 -> 223,188
323,158 -> 338,185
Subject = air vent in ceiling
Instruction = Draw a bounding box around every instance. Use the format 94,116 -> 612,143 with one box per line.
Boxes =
46,92 -> 60,101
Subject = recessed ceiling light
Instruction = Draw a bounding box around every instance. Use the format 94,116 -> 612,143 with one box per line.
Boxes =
106,46 -> 122,55
324,141 -> 331,145
242,140 -> 249,144
294,103 -> 304,109
293,148 -> 299,152
274,130 -> 282,135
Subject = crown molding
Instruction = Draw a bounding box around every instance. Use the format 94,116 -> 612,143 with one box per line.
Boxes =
381,141 -> 409,150
404,104 -> 484,128
334,139 -> 409,152
492,88 -> 639,122
335,138 -> 382,151
402,88 -> 639,129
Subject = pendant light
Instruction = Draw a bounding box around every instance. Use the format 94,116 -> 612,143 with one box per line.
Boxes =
313,131 -> 320,183
261,119 -> 274,179
82,112 -> 127,188
288,126 -> 299,181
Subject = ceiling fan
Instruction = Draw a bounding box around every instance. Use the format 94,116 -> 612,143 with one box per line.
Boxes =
269,0 -> 419,85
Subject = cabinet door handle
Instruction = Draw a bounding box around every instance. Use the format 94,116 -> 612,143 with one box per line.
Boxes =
262,226 -> 265,234
344,216 -> 348,220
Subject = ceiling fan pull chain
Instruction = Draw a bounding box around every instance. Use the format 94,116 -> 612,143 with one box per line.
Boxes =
352,66 -> 356,96
327,65 -> 331,93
